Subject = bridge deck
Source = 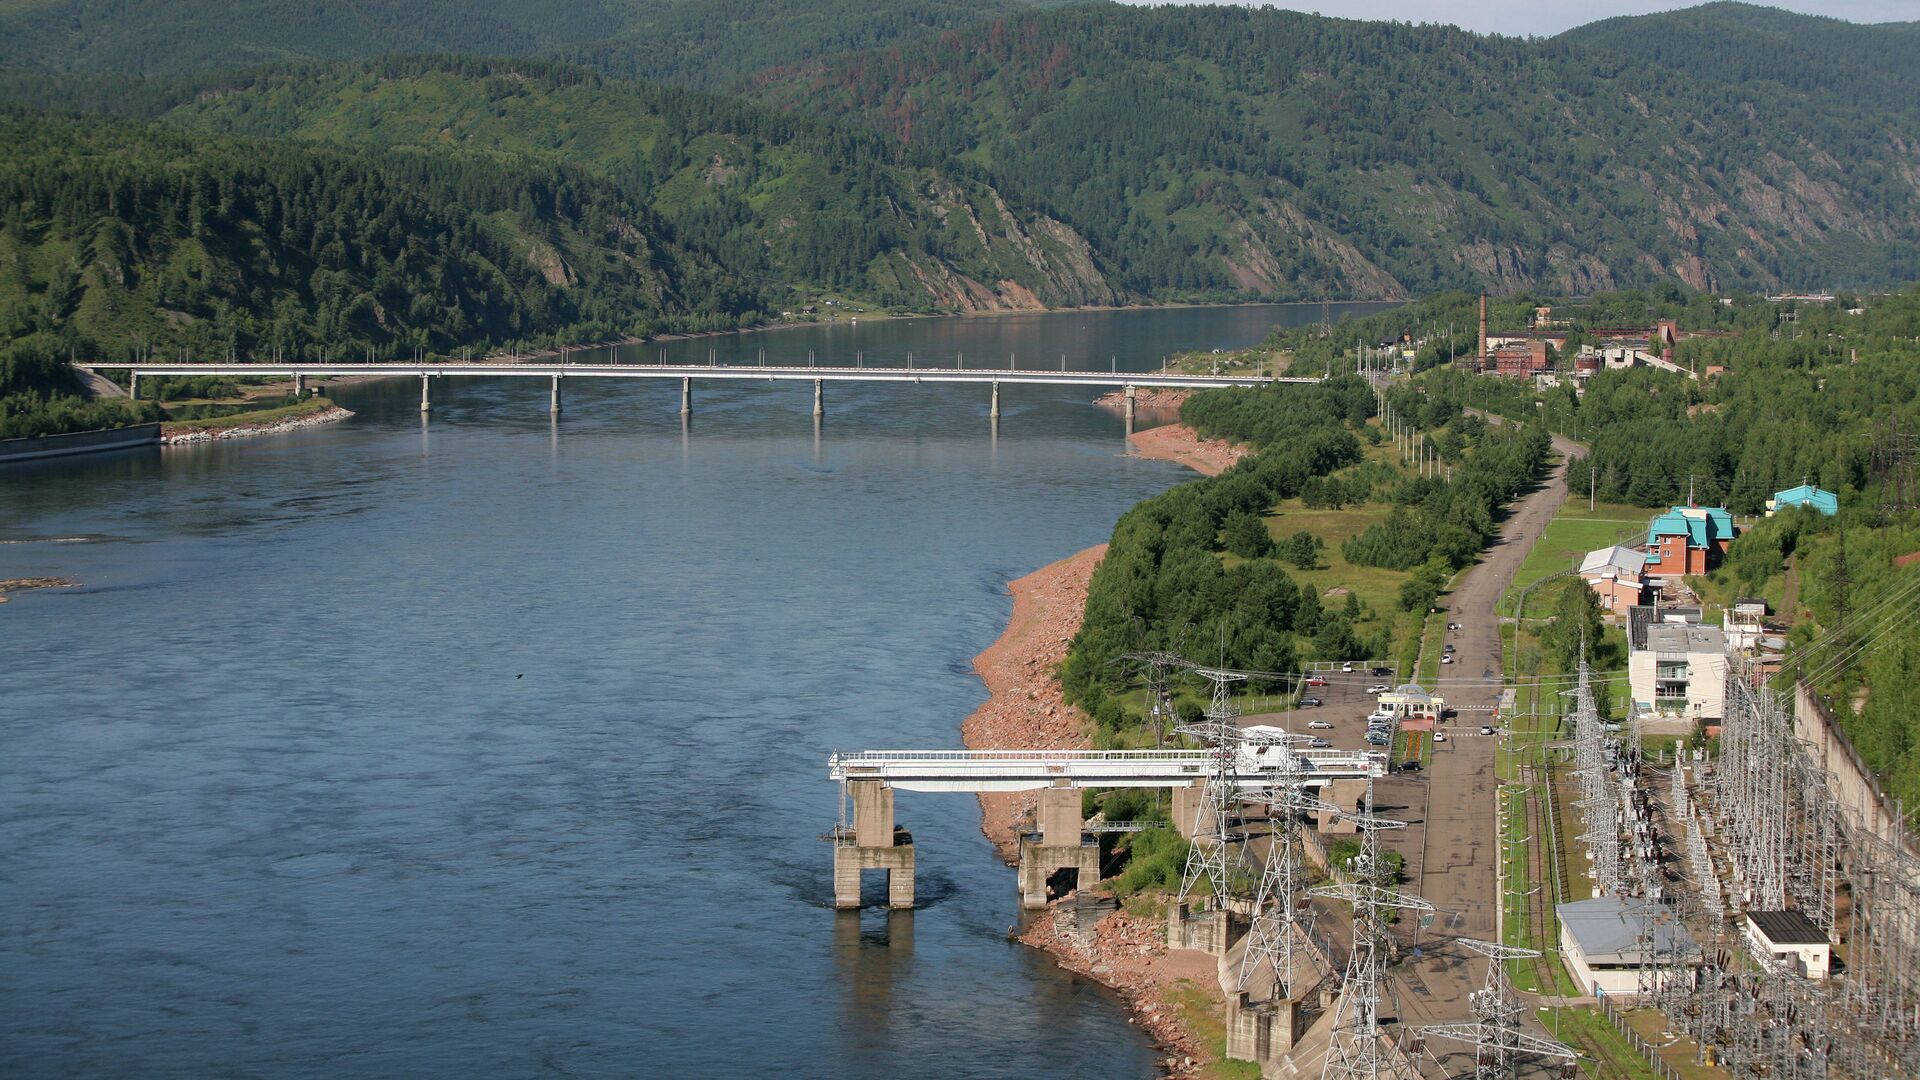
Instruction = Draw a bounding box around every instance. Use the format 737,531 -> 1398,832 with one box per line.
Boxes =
84,362 -> 1310,390
829,747 -> 1384,792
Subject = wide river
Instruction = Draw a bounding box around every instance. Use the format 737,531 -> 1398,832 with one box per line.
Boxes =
2,303 -> 1385,1077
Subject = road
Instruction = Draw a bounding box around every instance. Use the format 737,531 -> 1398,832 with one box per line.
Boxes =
1379,429 -> 1585,1058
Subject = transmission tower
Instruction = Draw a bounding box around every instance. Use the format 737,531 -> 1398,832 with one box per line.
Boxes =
1177,668 -> 1249,904
1236,768 -> 1342,998
1419,939 -> 1577,1080
1311,787 -> 1434,1080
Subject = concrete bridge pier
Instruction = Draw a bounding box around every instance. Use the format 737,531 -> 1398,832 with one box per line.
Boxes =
1123,384 -> 1136,424
419,374 -> 431,413
812,378 -> 823,418
292,372 -> 305,398
1017,784 -> 1101,909
129,373 -> 140,401
989,379 -> 1001,420
679,377 -> 692,416
834,780 -> 914,909
549,373 -> 562,415
1172,780 -> 1206,839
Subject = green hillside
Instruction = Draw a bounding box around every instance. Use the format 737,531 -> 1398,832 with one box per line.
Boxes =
0,0 -> 1049,88
752,3 -> 1920,299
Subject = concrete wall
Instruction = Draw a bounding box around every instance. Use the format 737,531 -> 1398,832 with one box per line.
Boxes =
1793,681 -> 1915,855
0,423 -> 160,462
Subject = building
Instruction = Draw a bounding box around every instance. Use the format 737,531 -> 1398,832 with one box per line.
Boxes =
1485,341 -> 1549,378
1629,624 -> 1728,721
1377,682 -> 1444,723
1558,897 -> 1701,998
1580,545 -> 1649,613
1766,484 -> 1839,517
1745,910 -> 1831,979
1644,505 -> 1737,576
1723,598 -> 1768,651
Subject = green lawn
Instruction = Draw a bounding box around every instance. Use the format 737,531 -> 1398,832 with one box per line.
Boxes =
1502,500 -> 1652,614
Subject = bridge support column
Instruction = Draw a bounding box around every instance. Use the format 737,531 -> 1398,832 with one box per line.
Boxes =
1123,384 -> 1136,424
420,374 -> 431,413
292,372 -> 305,398
1017,784 -> 1100,909
1226,992 -> 1310,1067
989,379 -> 1001,420
1172,780 -> 1205,839
129,373 -> 140,401
680,377 -> 692,416
1319,778 -> 1367,835
549,373 -> 562,415
812,378 -> 823,418
834,780 -> 914,909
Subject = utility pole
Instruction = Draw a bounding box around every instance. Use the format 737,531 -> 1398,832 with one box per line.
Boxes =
1590,464 -> 1597,512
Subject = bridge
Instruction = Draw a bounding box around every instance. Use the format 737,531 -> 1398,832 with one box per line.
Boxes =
829,742 -> 1383,910
81,361 -> 1312,421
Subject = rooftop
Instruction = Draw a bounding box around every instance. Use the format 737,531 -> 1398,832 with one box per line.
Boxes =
1560,897 -> 1700,965
1749,909 -> 1826,946
1581,544 -> 1647,577
1643,624 -> 1727,655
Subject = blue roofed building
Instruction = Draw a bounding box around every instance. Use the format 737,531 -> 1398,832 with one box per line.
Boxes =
1766,484 -> 1839,517
1644,505 -> 1737,576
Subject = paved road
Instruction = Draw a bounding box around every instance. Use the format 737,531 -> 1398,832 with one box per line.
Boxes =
1381,430 -> 1584,1047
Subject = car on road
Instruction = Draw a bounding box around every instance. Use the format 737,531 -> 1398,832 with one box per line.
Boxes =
1480,725 -> 1496,735
1307,737 -> 1332,748
1399,760 -> 1422,773
1446,622 -> 1461,631
1370,666 -> 1393,677
1432,732 -> 1447,743
1305,677 -> 1328,687
1341,661 -> 1355,672
1441,655 -> 1455,664
1443,643 -> 1455,654
1298,696 -> 1323,707
1365,683 -> 1390,694
1306,720 -> 1333,730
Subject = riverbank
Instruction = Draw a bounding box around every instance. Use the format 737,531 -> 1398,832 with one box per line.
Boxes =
961,544 -> 1222,1076
163,402 -> 353,444
1127,424 -> 1248,477
0,576 -> 79,604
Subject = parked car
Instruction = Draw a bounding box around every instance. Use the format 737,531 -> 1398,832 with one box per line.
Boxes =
1341,661 -> 1355,672
1366,683 -> 1390,694
1305,677 -> 1328,687
1441,655 -> 1455,665
1443,643 -> 1455,654
1370,666 -> 1393,677
1306,720 -> 1333,730
1298,696 -> 1323,707
1308,737 -> 1333,748
1446,622 -> 1461,631
1480,725 -> 1496,736
1432,732 -> 1447,743
1399,760 -> 1422,772
1365,732 -> 1391,746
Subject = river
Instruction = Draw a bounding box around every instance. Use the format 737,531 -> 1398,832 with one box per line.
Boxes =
1,303 -> 1386,1077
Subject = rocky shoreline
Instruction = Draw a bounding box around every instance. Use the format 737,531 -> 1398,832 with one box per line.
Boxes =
959,544 -> 1219,1075
1127,423 -> 1248,477
163,406 -> 354,444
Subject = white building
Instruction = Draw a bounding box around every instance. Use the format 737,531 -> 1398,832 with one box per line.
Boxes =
1723,598 -> 1768,652
1579,545 -> 1648,614
1745,910 -> 1831,980
1628,624 -> 1727,722
1559,897 -> 1700,998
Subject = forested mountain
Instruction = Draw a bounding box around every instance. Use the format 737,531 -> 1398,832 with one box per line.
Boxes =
0,0 -> 1049,89
753,4 -> 1920,299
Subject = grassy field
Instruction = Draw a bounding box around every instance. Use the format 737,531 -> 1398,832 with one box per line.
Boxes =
1501,500 -> 1652,614
160,396 -> 338,434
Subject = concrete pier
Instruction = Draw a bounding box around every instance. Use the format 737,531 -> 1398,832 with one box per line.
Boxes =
292,372 -> 306,398
1016,785 -> 1101,909
1123,384 -> 1136,423
1172,780 -> 1205,839
1225,992 -> 1312,1066
1168,899 -> 1244,956
812,378 -> 824,417
680,376 -> 692,415
419,374 -> 431,413
990,379 -> 1001,419
834,780 -> 915,909
549,373 -> 562,414
129,373 -> 140,401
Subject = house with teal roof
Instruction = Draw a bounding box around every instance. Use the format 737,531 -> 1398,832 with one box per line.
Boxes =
1765,484 -> 1839,517
1644,505 -> 1737,576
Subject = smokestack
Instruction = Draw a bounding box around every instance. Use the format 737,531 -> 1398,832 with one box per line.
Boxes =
1478,293 -> 1488,368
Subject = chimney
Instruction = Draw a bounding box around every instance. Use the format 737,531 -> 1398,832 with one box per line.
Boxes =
1478,293 -> 1488,364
